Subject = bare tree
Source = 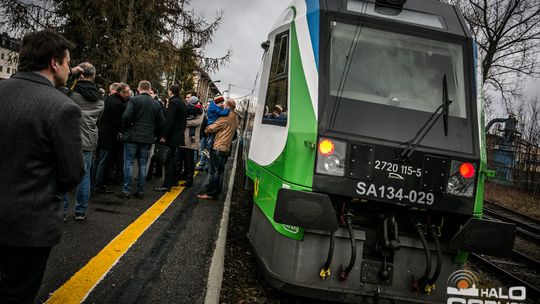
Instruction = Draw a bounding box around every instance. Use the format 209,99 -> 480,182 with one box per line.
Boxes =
169,2 -> 231,75
448,0 -> 540,108
524,96 -> 540,144
508,94 -> 540,144
0,0 -> 63,34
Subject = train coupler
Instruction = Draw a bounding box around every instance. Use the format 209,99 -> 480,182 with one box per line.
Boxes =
424,283 -> 436,294
339,211 -> 356,281
319,267 -> 331,280
319,231 -> 335,280
411,275 -> 421,291
339,265 -> 349,281
383,215 -> 401,250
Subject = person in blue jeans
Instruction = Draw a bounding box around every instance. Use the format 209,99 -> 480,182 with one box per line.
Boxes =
201,95 -> 230,159
198,100 -> 239,200
120,80 -> 164,198
63,62 -> 104,221
63,151 -> 93,220
122,142 -> 152,195
196,113 -> 209,171
94,83 -> 130,192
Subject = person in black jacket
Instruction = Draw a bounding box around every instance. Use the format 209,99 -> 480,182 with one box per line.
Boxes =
0,30 -> 85,304
120,80 -> 164,198
154,84 -> 187,192
94,82 -> 131,193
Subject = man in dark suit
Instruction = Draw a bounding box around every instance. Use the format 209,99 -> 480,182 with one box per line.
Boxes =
0,30 -> 85,304
154,84 -> 187,192
121,80 -> 164,198
94,82 -> 131,193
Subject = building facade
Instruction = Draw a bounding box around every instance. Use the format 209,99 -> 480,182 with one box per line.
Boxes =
192,70 -> 221,103
0,32 -> 20,80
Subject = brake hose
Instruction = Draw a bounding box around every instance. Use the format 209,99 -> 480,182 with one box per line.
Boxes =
414,223 -> 431,290
320,231 -> 335,279
424,225 -> 442,294
340,212 -> 356,281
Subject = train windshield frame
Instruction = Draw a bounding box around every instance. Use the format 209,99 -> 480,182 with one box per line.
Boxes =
324,19 -> 476,155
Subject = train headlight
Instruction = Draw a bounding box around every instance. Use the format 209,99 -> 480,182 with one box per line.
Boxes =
459,162 -> 475,178
316,138 -> 347,177
446,161 -> 476,197
319,139 -> 335,156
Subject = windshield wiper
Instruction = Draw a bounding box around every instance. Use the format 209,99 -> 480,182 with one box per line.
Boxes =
397,75 -> 453,160
442,74 -> 451,137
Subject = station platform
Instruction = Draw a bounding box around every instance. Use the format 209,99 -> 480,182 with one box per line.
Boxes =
35,149 -> 237,304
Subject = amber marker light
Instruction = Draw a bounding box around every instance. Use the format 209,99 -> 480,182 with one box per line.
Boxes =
459,162 -> 475,179
319,139 -> 335,156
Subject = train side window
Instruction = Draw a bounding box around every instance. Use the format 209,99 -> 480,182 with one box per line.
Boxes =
263,30 -> 289,127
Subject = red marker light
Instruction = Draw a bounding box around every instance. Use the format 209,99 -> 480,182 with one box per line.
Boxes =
319,139 -> 335,156
459,162 -> 475,179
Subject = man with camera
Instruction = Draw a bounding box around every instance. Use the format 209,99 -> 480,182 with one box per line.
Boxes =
64,62 -> 104,221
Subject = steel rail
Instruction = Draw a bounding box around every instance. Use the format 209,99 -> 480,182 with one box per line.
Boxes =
512,250 -> 540,270
484,200 -> 540,228
470,253 -> 540,298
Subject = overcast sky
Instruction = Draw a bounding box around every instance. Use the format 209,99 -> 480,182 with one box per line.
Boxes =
190,0 -> 290,99
4,1 -> 536,112
190,0 -> 538,116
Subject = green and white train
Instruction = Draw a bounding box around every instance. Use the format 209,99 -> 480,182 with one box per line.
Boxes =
243,0 -> 515,302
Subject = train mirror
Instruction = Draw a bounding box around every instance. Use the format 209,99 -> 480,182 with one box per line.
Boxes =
261,40 -> 270,51
273,188 -> 339,232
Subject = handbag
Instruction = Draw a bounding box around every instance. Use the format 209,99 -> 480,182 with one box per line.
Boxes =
154,144 -> 170,163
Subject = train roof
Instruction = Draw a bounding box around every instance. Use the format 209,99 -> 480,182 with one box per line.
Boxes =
283,0 -> 471,39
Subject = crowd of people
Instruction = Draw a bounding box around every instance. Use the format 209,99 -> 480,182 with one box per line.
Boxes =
0,29 -> 239,304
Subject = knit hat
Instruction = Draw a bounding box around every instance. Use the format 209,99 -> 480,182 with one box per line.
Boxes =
214,94 -> 225,103
189,96 -> 199,104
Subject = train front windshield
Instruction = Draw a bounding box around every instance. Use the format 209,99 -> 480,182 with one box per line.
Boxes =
328,21 -> 475,154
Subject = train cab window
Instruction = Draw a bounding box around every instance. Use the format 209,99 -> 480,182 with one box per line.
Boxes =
263,30 -> 289,127
328,22 -> 474,154
330,23 -> 466,118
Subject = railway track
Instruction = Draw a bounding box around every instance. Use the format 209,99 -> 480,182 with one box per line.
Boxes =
468,201 -> 540,298
470,252 -> 540,298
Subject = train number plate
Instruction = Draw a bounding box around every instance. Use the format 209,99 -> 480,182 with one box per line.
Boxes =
356,182 -> 435,205
374,160 -> 422,178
